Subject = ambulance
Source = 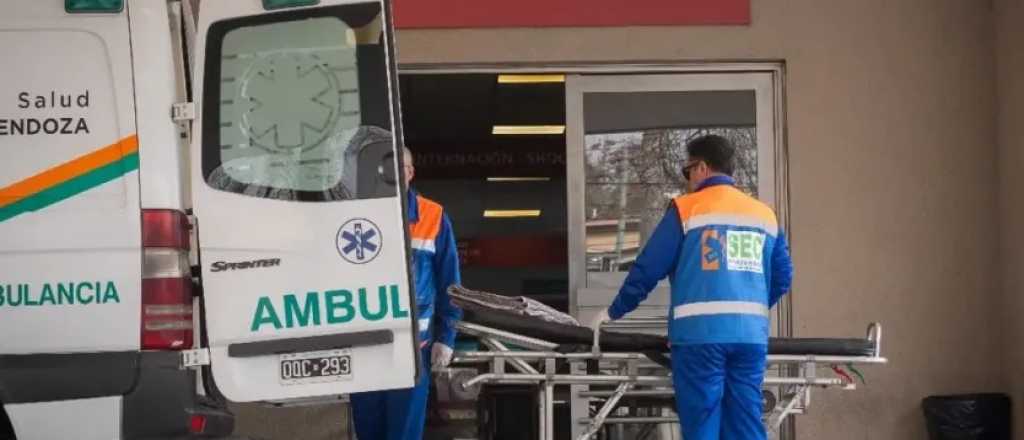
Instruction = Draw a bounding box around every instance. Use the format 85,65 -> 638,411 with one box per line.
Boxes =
0,0 -> 419,438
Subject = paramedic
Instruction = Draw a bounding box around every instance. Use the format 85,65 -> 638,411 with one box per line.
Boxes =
589,135 -> 793,440
351,147 -> 463,440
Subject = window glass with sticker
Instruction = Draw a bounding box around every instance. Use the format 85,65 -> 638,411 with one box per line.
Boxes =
583,90 -> 759,283
202,4 -> 398,202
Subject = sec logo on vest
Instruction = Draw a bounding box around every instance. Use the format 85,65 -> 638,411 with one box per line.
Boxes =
701,229 -> 766,274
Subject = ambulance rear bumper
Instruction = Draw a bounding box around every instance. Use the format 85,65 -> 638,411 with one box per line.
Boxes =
123,350 -> 235,438
0,350 -> 234,438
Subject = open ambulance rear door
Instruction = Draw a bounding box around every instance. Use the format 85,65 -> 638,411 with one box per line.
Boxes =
189,0 -> 417,403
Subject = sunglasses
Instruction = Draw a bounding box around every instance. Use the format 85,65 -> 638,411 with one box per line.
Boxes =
682,161 -> 702,181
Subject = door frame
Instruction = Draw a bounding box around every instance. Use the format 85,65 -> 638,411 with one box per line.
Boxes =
399,61 -> 791,341
400,61 -> 792,439
566,71 -> 777,318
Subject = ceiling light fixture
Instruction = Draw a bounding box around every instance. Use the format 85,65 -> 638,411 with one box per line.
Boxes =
483,210 -> 542,218
492,125 -> 566,135
486,177 -> 552,182
497,74 -> 566,84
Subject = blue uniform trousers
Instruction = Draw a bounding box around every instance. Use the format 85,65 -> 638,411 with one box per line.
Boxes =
351,347 -> 431,440
671,343 -> 768,440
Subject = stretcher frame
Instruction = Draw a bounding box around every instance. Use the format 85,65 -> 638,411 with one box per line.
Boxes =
450,320 -> 886,440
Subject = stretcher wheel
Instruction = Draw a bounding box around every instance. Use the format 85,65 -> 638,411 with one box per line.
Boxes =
762,390 -> 777,414
438,368 -> 482,402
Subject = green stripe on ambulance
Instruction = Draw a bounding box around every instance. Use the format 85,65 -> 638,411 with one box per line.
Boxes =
251,284 -> 409,332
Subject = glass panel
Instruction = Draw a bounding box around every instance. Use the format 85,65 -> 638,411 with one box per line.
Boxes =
203,5 -> 396,202
584,100 -> 758,278
401,72 -> 570,310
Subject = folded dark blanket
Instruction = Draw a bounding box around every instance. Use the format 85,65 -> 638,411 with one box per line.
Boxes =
450,286 -> 876,362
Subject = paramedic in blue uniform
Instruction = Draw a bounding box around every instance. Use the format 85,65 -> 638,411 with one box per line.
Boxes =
590,135 -> 793,440
351,146 -> 462,440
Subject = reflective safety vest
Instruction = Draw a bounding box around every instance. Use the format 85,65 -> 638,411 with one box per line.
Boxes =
670,183 -> 780,345
407,190 -> 462,348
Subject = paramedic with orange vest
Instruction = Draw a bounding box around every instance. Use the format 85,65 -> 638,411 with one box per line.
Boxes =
590,135 -> 793,440
351,147 -> 462,440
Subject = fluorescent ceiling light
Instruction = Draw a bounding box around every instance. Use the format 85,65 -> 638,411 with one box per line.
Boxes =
483,210 -> 542,218
498,74 -> 566,84
492,125 -> 566,135
486,177 -> 552,182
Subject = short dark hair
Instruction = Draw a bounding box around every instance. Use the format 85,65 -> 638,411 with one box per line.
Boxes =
686,134 -> 736,175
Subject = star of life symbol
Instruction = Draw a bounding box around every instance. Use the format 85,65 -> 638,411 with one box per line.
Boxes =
239,53 -> 344,153
337,218 -> 382,264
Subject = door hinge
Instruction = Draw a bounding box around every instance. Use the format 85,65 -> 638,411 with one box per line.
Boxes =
172,102 -> 196,122
181,348 -> 211,368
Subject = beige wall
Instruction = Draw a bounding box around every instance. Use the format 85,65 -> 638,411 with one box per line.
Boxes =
397,1 -> 1001,438
997,0 -> 1024,435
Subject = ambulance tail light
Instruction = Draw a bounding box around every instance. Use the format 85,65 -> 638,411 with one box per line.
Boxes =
142,209 -> 190,249
141,209 -> 193,350
189,414 -> 208,435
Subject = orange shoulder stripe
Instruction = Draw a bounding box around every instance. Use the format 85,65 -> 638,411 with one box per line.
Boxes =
674,186 -> 777,228
410,195 -> 443,240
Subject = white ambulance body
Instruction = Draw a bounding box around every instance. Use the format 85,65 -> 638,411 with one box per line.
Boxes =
0,1 -> 418,438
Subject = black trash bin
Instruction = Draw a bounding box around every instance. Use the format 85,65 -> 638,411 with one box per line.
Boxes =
922,393 -> 1011,440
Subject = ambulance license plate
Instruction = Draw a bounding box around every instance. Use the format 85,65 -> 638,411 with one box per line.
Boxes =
279,349 -> 352,385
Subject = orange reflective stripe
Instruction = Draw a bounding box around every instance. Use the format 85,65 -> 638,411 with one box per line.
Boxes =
0,135 -> 139,208
410,195 -> 443,240
674,186 -> 777,229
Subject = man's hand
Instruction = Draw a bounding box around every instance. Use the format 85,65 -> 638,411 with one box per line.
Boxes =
588,309 -> 612,332
431,343 -> 454,370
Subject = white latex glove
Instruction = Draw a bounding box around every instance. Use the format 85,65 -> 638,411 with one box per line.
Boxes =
588,309 -> 612,332
431,343 -> 454,370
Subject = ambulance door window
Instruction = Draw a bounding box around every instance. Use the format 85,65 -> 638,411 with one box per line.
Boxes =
201,5 -> 396,202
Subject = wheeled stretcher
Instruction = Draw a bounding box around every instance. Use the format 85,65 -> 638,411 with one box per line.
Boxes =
442,287 -> 888,440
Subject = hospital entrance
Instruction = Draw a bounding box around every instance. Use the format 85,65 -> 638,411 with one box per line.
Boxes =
400,66 -> 792,440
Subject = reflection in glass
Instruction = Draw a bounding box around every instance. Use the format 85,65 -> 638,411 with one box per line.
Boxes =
205,10 -> 398,202
217,17 -> 361,194
585,127 -> 757,273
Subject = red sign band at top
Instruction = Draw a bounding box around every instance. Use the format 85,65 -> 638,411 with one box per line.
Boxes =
393,0 -> 750,29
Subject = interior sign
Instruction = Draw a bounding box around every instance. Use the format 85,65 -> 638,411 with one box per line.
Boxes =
393,0 -> 750,28
0,90 -> 91,136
